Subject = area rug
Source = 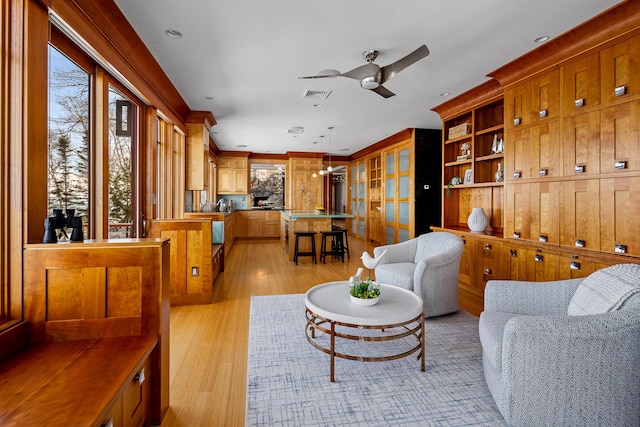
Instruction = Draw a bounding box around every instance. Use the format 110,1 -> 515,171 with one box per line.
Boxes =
246,294 -> 507,427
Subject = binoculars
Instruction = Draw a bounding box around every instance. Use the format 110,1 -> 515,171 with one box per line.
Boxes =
43,208 -> 84,243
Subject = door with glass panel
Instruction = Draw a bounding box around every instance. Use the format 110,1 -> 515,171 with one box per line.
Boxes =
384,143 -> 414,244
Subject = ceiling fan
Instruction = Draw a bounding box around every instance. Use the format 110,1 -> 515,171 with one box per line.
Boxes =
299,45 -> 429,98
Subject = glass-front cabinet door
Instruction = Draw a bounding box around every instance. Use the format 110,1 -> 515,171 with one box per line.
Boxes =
349,160 -> 366,238
384,143 -> 414,244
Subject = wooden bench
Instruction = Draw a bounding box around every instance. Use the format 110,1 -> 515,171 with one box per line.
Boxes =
0,336 -> 157,427
1,239 -> 171,426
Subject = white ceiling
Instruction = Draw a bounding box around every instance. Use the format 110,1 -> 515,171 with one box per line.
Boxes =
114,0 -> 621,156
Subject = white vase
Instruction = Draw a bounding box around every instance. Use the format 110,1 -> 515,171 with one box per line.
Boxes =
468,207 -> 488,233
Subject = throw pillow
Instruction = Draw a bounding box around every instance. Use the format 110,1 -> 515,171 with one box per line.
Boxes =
567,263 -> 640,316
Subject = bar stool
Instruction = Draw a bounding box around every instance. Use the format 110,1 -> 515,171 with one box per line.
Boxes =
293,231 -> 317,265
331,225 -> 350,259
320,231 -> 344,263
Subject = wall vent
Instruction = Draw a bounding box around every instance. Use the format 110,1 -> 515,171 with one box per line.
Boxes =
287,126 -> 304,135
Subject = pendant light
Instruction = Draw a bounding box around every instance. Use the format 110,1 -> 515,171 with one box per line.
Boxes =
318,134 -> 328,175
326,126 -> 334,173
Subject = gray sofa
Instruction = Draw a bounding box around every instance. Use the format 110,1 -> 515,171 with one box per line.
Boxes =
479,264 -> 640,427
373,231 -> 463,317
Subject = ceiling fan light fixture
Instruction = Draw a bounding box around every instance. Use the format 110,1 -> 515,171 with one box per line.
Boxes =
360,75 -> 379,89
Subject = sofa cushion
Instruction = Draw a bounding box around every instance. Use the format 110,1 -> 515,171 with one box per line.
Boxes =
478,311 -> 520,372
567,264 -> 640,316
374,262 -> 416,290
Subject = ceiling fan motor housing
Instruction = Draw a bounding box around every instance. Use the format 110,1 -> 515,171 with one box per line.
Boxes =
360,70 -> 381,89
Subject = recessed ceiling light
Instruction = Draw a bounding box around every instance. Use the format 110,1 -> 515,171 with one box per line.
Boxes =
165,29 -> 182,38
205,96 -> 214,100
313,104 -> 322,108
339,148 -> 349,152
534,35 -> 550,43
237,144 -> 247,148
440,92 -> 450,97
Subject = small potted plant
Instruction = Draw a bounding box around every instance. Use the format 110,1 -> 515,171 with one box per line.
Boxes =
349,276 -> 380,306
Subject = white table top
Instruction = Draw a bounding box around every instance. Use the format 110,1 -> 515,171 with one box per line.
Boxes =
305,281 -> 423,326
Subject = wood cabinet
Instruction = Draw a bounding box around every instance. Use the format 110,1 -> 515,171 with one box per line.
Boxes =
599,176 -> 640,257
432,6 -> 640,315
288,156 -> 322,211
185,111 -> 215,191
562,52 -> 601,113
238,210 -> 279,238
600,35 -> 640,105
217,155 -> 248,194
264,211 -> 280,237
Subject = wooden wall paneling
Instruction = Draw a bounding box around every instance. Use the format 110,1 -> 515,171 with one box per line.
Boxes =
186,228 -> 204,295
562,51 -> 601,113
600,34 -> 640,105
25,0 -> 48,244
106,267 -> 142,318
600,176 -> 640,257
560,179 -> 601,251
600,100 -> 640,173
490,186 -> 504,233
563,110 -> 601,176
147,219 -> 213,305
22,242 -> 167,342
504,183 -> 531,241
530,181 -> 561,246
529,120 -> 561,178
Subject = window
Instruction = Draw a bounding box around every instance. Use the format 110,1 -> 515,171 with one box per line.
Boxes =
107,84 -> 139,238
48,26 -> 144,240
47,44 -> 91,240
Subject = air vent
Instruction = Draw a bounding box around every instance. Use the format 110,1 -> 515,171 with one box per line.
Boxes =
287,126 -> 304,135
303,89 -> 332,100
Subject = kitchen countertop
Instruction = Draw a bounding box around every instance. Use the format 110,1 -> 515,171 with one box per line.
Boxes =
280,210 -> 354,219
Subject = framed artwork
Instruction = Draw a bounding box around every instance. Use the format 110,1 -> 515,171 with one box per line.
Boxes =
463,168 -> 473,184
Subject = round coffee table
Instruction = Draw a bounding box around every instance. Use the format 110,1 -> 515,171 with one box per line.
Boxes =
304,281 -> 425,382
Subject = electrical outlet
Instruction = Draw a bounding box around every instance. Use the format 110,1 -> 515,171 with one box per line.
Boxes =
191,266 -> 199,276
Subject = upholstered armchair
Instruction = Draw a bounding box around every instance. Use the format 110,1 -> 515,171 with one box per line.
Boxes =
373,231 -> 464,317
479,264 -> 640,427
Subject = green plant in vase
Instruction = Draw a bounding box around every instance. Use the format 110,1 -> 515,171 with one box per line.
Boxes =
349,277 -> 380,299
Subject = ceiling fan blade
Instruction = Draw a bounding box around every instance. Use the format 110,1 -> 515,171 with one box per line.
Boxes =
371,85 -> 395,98
380,44 -> 429,84
298,75 -> 335,80
340,63 -> 379,81
298,69 -> 341,79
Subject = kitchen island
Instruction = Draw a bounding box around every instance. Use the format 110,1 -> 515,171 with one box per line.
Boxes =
280,211 -> 354,262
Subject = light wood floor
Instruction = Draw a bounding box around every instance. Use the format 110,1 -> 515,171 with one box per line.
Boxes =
160,237 -> 376,427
